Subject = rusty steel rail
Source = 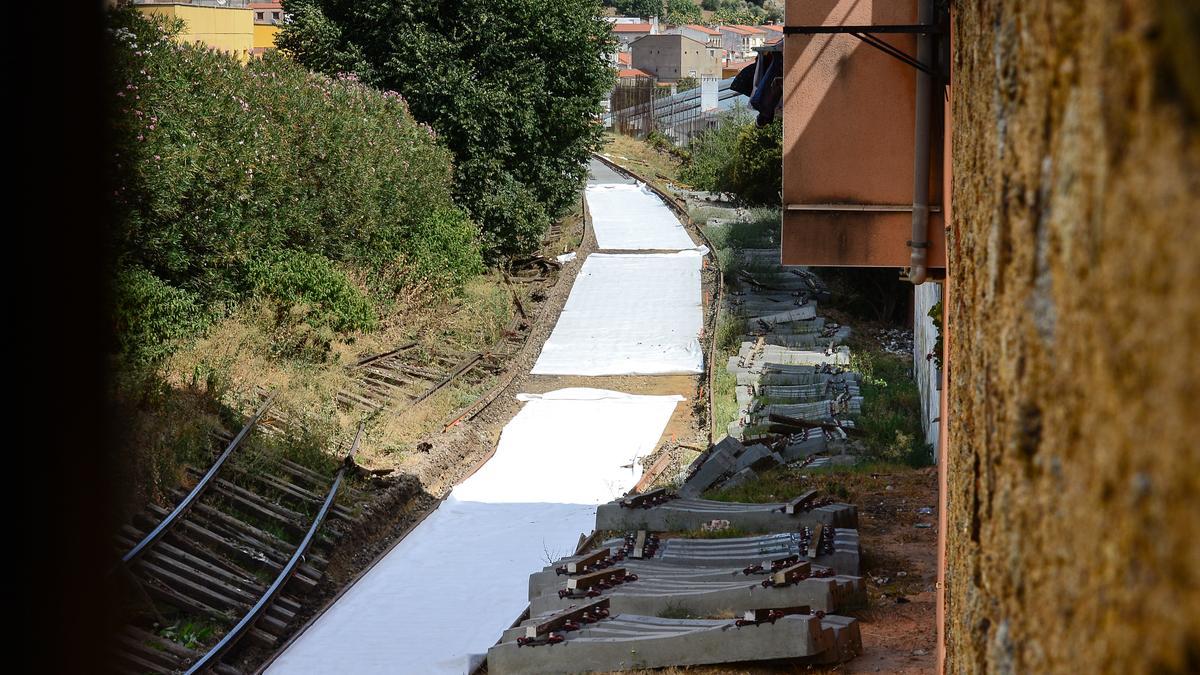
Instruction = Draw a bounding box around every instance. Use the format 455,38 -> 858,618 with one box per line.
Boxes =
121,393 -> 277,565
186,423 -> 364,674
349,341 -> 418,369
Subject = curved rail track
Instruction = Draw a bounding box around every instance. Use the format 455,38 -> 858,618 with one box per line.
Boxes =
336,257 -> 561,416
112,397 -> 366,674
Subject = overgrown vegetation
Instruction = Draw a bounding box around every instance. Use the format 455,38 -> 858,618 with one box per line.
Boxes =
604,132 -> 686,194
110,9 -> 480,365
705,461 -> 911,504
680,112 -> 782,204
695,206 -> 779,252
712,366 -> 739,438
279,0 -> 615,258
851,350 -> 934,466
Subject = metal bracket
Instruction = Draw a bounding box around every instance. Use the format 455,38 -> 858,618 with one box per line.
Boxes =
783,24 -> 941,77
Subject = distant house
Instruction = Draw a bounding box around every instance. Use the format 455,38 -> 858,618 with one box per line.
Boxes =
251,1 -> 283,54
719,24 -> 767,59
630,33 -> 722,83
131,0 -> 253,61
760,24 -> 784,41
613,22 -> 655,49
670,24 -> 723,48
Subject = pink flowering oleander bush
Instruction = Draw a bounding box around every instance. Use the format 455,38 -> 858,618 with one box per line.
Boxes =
108,8 -> 482,363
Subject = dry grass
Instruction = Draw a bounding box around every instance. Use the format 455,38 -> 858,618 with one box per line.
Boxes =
118,192 -> 585,516
601,131 -> 686,194
113,272 -> 514,510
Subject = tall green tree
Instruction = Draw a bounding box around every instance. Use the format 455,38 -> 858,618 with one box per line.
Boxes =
613,0 -> 661,18
279,0 -> 616,258
663,0 -> 702,24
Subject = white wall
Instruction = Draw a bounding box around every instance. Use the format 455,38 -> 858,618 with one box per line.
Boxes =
913,281 -> 943,460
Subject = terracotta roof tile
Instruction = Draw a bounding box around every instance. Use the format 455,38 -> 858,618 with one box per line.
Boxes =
618,68 -> 654,78
613,23 -> 653,33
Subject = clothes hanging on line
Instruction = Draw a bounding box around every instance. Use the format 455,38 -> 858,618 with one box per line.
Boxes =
749,52 -> 782,126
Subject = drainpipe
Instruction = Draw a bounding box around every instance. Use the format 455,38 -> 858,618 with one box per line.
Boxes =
908,0 -> 934,284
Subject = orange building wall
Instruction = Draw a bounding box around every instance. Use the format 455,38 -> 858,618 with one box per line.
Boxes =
781,0 -> 945,268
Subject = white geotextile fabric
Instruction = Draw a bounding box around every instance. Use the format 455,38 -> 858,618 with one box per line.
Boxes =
530,252 -> 705,376
585,182 -> 697,250
266,389 -> 682,675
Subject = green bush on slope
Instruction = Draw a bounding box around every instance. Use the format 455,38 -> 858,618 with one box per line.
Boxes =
108,9 -> 482,363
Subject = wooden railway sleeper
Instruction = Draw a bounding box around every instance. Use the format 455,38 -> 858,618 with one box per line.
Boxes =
166,516 -> 322,590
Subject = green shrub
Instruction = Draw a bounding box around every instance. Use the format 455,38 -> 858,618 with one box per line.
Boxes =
107,9 -> 482,362
645,129 -> 674,152
727,120 -> 782,204
852,351 -> 933,467
113,267 -> 214,364
248,251 -> 376,333
680,111 -> 748,193
681,112 -> 781,205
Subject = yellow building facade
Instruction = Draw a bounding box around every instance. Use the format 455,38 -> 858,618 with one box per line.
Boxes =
253,23 -> 280,52
135,3 -> 254,61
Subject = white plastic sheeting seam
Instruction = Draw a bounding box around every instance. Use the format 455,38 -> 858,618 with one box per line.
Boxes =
585,181 -> 698,251
530,252 -> 705,376
266,389 -> 682,675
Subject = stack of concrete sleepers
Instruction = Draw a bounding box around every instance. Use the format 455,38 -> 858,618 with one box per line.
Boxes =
671,434 -> 851,498
488,599 -> 861,674
595,489 -> 858,532
484,480 -> 865,673
722,254 -> 865,440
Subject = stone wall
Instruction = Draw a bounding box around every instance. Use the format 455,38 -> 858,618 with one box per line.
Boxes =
946,1 -> 1199,672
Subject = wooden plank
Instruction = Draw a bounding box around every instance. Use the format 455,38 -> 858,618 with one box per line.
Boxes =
524,599 -> 610,639
351,341 -> 418,368
144,551 -> 260,607
167,515 -> 320,590
185,502 -> 292,562
153,539 -> 260,590
630,530 -> 647,559
567,549 -> 609,574
115,632 -> 181,670
770,561 -> 813,587
567,567 -> 627,591
633,453 -> 673,493
784,490 -> 819,515
739,605 -> 812,624
411,352 -> 483,405
208,481 -> 308,534
111,646 -> 174,675
807,526 -> 823,559
229,467 -> 356,522
137,559 -> 247,614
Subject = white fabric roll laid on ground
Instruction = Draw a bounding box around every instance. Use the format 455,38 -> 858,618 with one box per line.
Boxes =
530,251 -> 704,376
585,182 -> 697,250
266,389 -> 682,675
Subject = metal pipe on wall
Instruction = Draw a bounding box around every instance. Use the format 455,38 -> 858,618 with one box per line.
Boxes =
907,0 -> 935,284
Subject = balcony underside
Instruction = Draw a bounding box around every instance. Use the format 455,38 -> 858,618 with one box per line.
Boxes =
781,208 -> 946,269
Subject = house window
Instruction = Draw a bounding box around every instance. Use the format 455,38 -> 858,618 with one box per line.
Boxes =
256,12 -> 263,20
273,11 -> 281,20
